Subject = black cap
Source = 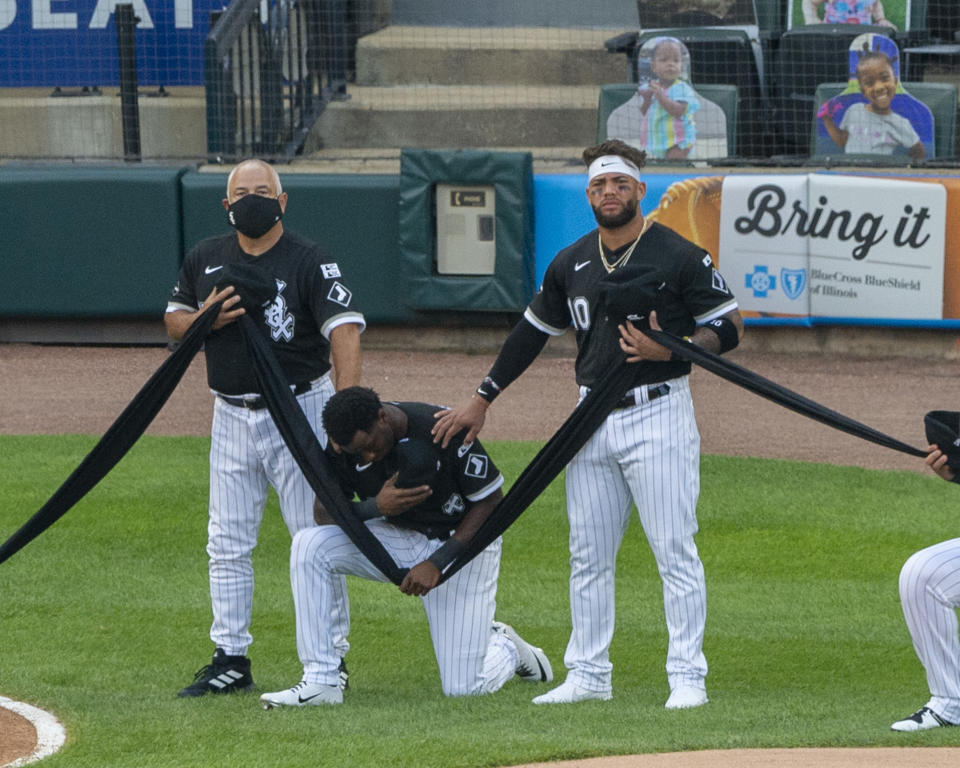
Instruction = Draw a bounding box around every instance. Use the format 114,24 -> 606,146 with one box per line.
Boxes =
395,439 -> 440,489
924,410 -> 960,469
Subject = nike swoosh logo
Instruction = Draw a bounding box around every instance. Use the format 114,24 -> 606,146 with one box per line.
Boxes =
457,442 -> 473,458
205,265 -> 223,274
574,261 -> 590,271
600,161 -> 616,166
355,462 -> 372,471
298,692 -> 328,703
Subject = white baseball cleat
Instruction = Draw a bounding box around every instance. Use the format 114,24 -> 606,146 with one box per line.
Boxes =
891,706 -> 956,732
665,685 -> 708,710
492,621 -> 553,683
532,680 -> 612,705
260,681 -> 343,709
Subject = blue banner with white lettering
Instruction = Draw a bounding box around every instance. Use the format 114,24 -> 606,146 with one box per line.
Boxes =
0,0 -> 222,86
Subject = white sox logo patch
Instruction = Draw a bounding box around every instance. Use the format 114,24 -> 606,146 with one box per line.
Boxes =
327,281 -> 352,307
464,454 -> 488,480
321,263 -> 341,279
442,493 -> 466,517
264,280 -> 295,342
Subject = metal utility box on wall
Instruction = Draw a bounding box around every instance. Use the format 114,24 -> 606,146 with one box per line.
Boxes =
399,149 -> 534,311
435,184 -> 496,275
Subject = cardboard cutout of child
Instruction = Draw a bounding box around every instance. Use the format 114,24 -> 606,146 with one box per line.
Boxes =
815,33 -> 933,159
606,37 -> 728,160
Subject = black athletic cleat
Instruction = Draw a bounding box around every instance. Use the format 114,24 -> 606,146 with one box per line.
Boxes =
339,658 -> 349,691
178,648 -> 255,698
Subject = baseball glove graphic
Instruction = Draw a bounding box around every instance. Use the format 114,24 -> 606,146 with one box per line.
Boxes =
646,175 -> 723,262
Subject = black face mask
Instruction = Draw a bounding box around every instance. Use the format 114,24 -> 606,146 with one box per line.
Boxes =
226,194 -> 283,239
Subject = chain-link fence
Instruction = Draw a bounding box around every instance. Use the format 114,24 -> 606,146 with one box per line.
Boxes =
0,0 -> 958,165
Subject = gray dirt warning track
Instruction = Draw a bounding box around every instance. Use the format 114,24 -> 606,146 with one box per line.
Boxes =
1,342 -> 958,475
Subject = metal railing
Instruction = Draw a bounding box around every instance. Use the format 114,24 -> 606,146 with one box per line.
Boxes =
205,0 -> 345,162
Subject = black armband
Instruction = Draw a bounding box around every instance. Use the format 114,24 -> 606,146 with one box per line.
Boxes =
427,537 -> 465,573
705,316 -> 739,354
486,318 -> 550,394
475,376 -> 502,403
350,498 -> 380,520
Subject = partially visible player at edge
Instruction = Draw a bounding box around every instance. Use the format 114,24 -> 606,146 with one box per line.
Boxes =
432,139 -> 743,708
889,444 -> 960,732
165,158 -> 362,697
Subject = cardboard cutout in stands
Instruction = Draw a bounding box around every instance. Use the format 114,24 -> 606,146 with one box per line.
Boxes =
790,0 -> 908,30
814,32 -> 933,158
639,0 -> 758,27
606,37 -> 729,159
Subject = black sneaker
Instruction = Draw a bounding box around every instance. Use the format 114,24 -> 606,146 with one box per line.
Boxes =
178,648 -> 255,698
339,658 -> 349,691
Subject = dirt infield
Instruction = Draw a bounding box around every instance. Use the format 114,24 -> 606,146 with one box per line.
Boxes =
2,338 -> 960,766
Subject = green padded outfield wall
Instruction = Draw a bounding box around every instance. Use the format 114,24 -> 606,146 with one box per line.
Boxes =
179,170 -> 414,324
0,166 -> 187,317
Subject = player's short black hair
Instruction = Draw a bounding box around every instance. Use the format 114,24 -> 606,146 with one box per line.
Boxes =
322,386 -> 382,446
582,140 -> 648,171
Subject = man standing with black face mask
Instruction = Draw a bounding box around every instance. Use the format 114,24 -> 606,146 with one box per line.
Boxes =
165,159 -> 363,698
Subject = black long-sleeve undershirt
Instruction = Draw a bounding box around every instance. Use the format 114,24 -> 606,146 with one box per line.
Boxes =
485,317 -> 551,393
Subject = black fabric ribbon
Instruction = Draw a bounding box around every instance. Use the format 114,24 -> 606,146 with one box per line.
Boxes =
0,305 -> 928,583
238,314 -> 408,584
644,328 -> 927,458
0,303 -> 407,585
0,305 -> 219,565
437,359 -> 636,583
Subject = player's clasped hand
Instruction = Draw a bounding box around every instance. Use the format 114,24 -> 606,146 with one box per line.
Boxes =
925,444 -> 955,482
376,472 -> 432,516
618,310 -> 672,363
204,285 -> 245,330
399,561 -> 441,596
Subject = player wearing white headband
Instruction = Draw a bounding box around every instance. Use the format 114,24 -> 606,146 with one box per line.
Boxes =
434,139 -> 743,708
586,154 -> 643,183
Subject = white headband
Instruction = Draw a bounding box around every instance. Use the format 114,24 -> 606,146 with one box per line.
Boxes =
587,155 -> 642,182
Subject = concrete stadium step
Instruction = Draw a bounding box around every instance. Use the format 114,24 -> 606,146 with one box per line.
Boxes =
303,85 -> 604,151
354,26 -> 632,86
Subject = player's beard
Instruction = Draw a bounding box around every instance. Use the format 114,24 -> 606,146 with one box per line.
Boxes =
591,197 -> 638,229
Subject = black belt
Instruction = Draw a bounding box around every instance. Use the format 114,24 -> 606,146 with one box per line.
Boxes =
218,380 -> 313,410
615,382 -> 671,409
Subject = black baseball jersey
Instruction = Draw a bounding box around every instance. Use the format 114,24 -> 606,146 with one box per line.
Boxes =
167,231 -> 364,395
326,402 -> 505,540
526,222 -> 738,388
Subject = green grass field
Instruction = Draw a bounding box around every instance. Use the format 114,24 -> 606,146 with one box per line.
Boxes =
2,434 -> 959,767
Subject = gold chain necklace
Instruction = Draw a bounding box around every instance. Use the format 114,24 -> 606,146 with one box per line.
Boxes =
598,218 -> 651,273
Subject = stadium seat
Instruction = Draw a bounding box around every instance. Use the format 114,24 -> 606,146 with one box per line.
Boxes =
772,24 -> 897,154
597,83 -> 739,160
810,81 -> 957,159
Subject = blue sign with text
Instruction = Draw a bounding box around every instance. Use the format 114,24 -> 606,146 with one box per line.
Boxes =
0,0 -> 223,86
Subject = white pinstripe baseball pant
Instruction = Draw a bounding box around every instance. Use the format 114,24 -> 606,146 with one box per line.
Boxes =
899,537 -> 960,724
206,374 -> 349,660
290,520 -> 517,696
563,375 -> 707,694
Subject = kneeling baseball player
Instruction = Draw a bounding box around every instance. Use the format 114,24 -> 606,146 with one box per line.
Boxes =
260,386 -> 551,707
